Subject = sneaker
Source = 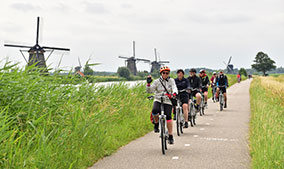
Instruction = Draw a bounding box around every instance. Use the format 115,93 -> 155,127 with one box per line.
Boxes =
184,122 -> 189,128
168,135 -> 174,144
224,103 -> 227,108
154,123 -> 159,133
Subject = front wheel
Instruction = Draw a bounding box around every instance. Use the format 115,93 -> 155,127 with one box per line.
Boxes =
160,119 -> 166,155
201,106 -> 205,116
176,108 -> 180,136
219,95 -> 223,111
189,104 -> 194,127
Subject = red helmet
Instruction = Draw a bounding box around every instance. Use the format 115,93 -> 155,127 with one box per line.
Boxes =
160,66 -> 170,73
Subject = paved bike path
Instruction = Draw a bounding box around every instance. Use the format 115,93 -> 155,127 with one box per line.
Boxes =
90,80 -> 251,169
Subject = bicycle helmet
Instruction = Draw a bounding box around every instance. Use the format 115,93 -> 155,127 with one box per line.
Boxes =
190,68 -> 196,73
200,69 -> 205,73
160,66 -> 171,73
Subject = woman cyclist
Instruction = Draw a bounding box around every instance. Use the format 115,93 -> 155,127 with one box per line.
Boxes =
146,66 -> 178,144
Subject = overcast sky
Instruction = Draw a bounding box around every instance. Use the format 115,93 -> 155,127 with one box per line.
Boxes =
0,0 -> 283,72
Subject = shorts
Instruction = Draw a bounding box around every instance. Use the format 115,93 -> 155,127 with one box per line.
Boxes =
191,90 -> 200,98
219,87 -> 227,93
179,92 -> 189,105
152,101 -> 173,120
201,87 -> 208,93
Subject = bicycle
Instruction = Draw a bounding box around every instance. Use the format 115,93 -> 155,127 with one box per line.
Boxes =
200,86 -> 208,116
188,88 -> 199,127
218,85 -> 226,111
176,89 -> 187,136
212,85 -> 217,102
148,95 -> 169,155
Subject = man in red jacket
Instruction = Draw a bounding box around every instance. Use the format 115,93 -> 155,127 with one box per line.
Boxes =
210,72 -> 217,102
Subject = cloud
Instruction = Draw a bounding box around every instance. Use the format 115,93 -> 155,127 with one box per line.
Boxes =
187,11 -> 253,24
10,2 -> 39,12
52,3 -> 71,13
121,3 -> 133,9
84,2 -> 110,14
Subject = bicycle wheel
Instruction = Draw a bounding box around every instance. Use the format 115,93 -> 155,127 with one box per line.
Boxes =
219,95 -> 223,111
201,106 -> 205,116
176,108 -> 180,136
160,119 -> 166,155
180,107 -> 184,134
180,122 -> 183,134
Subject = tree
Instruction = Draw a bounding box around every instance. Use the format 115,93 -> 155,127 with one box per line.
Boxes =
117,67 -> 131,79
251,52 -> 276,76
239,68 -> 247,77
83,59 -> 100,75
84,65 -> 94,75
137,70 -> 149,78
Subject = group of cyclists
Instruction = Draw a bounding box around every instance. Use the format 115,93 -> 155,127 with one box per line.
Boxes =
146,66 -> 229,145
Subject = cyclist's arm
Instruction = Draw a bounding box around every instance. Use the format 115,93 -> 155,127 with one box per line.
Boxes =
146,79 -> 158,93
198,77 -> 202,90
186,78 -> 191,90
225,76 -> 228,87
170,78 -> 178,94
206,76 -> 210,86
216,77 -> 219,87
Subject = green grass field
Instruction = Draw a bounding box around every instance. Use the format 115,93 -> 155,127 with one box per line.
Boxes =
249,76 -> 284,169
0,63 -> 244,169
0,64 -> 152,169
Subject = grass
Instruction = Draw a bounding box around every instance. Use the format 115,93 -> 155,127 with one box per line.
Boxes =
249,76 -> 284,169
0,63 -> 152,169
0,63 -> 245,169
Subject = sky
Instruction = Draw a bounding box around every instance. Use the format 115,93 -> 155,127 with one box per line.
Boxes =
0,0 -> 283,72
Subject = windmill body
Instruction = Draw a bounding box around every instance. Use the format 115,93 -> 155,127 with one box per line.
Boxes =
118,41 -> 150,75
223,56 -> 234,74
150,48 -> 169,73
4,17 -> 70,72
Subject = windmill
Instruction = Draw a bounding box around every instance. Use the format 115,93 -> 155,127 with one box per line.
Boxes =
74,58 -> 85,77
223,56 -> 234,74
4,17 -> 70,72
118,41 -> 150,75
150,48 -> 170,73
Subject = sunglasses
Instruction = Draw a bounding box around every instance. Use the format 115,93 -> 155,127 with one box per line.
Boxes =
162,72 -> 169,75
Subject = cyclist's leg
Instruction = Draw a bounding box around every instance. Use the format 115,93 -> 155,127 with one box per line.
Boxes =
216,87 -> 220,100
164,104 -> 173,135
196,92 -> 202,105
152,101 -> 161,123
203,88 -> 208,103
223,88 -> 227,103
181,94 -> 189,122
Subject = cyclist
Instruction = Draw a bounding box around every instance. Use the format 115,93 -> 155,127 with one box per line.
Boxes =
174,69 -> 190,128
199,69 -> 210,106
237,73 -> 241,83
210,72 -> 217,101
216,71 -> 229,108
146,66 -> 178,144
187,68 -> 202,110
